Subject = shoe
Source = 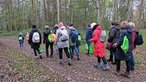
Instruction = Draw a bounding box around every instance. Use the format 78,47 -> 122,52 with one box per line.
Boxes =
77,56 -> 80,60
114,71 -> 121,76
68,61 -> 72,65
103,64 -> 110,70
40,55 -> 43,59
121,72 -> 130,78
94,62 -> 100,68
46,55 -> 49,58
59,60 -> 63,64
107,59 -> 113,62
50,55 -> 53,58
71,56 -> 73,59
111,62 -> 116,65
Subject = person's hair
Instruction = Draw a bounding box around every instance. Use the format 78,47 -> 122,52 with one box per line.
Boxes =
92,24 -> 99,32
45,25 -> 49,29
129,22 -> 135,28
120,21 -> 129,29
111,22 -> 118,25
69,23 -> 73,26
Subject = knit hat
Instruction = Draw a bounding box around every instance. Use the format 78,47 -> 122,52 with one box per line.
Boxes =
90,22 -> 97,29
58,22 -> 64,27
129,22 -> 135,28
32,25 -> 36,28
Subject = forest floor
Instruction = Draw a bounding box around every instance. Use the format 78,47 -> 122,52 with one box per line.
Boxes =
0,36 -> 146,82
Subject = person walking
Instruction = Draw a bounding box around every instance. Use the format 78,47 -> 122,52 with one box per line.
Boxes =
68,23 -> 80,60
90,22 -> 110,70
113,21 -> 132,78
55,22 -> 71,65
18,32 -> 24,48
43,25 -> 54,58
85,24 -> 92,56
29,25 -> 42,59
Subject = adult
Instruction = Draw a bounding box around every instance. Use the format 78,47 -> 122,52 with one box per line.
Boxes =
113,21 -> 132,78
85,24 -> 92,56
129,22 -> 139,71
107,22 -> 120,64
90,22 -> 110,70
29,25 -> 42,59
68,23 -> 80,60
55,22 -> 71,65
43,25 -> 54,58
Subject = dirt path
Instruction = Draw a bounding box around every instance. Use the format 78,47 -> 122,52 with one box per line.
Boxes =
0,36 -> 146,82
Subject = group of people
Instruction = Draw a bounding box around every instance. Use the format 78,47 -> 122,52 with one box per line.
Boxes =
85,21 -> 142,78
18,21 -> 142,78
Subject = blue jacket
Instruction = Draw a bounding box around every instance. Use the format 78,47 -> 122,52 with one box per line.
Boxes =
85,27 -> 92,42
115,27 -> 132,61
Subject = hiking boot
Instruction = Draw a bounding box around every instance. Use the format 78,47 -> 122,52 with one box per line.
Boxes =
121,72 -> 130,78
103,64 -> 110,70
94,62 -> 100,68
50,54 -> 53,58
40,55 -> 43,59
34,56 -> 38,59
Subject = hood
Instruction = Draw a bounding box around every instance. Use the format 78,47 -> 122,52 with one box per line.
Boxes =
44,30 -> 50,34
124,27 -> 132,34
113,25 -> 120,31
60,26 -> 66,30
96,25 -> 102,31
32,27 -> 38,32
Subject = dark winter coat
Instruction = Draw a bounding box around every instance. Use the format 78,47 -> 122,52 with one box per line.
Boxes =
18,34 -> 24,43
115,27 -> 132,61
108,25 -> 120,44
43,29 -> 51,44
29,28 -> 42,49
86,27 -> 92,42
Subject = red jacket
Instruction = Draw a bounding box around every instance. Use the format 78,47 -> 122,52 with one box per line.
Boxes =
90,26 -> 105,57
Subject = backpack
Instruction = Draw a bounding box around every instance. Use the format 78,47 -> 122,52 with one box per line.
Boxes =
32,32 -> 40,43
18,36 -> 23,40
121,35 -> 129,54
48,33 -> 56,42
100,30 -> 106,42
134,32 -> 144,45
59,29 -> 69,42
70,30 -> 78,43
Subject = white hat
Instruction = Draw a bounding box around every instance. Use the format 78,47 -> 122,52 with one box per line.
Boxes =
90,22 -> 97,29
129,22 -> 135,28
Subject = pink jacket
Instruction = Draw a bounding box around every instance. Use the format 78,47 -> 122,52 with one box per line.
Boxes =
90,26 -> 105,57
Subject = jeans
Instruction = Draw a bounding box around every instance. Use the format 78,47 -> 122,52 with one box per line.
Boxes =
76,45 -> 80,55
97,56 -> 108,64
87,41 -> 91,54
130,52 -> 135,70
70,46 -> 79,56
45,43 -> 53,56
58,47 -> 70,59
19,40 -> 24,48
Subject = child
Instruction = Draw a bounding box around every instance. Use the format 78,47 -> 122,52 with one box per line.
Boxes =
25,32 -> 29,43
18,32 -> 24,48
90,23 -> 109,70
